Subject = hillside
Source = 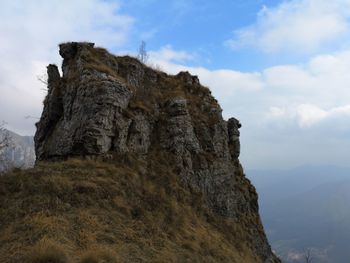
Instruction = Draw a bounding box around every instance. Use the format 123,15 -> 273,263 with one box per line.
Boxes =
1,159 -> 268,263
0,42 -> 279,262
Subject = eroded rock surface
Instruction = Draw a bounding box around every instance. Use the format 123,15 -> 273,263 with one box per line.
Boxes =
35,42 -> 280,263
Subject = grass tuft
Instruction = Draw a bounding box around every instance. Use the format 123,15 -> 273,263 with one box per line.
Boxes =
26,238 -> 70,263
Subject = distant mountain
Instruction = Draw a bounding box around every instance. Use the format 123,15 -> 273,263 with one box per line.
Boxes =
247,166 -> 350,263
0,129 -> 35,171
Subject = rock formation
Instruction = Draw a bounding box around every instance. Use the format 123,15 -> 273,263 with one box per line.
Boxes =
35,42 -> 280,262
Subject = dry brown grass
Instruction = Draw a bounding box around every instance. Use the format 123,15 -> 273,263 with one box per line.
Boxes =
26,238 -> 70,263
128,99 -> 152,114
79,47 -> 125,83
80,247 -> 118,263
0,158 -> 260,263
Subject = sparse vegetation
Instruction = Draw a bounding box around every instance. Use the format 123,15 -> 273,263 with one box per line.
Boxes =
137,41 -> 148,64
37,72 -> 48,86
304,248 -> 313,263
0,158 -> 259,263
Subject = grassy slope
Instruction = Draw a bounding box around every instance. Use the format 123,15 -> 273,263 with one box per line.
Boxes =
0,158 -> 259,263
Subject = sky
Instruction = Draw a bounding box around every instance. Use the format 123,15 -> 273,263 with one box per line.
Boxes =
1,0 -> 350,169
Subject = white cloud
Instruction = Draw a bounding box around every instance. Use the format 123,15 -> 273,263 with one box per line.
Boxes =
296,104 -> 329,127
261,49 -> 350,128
269,106 -> 287,118
149,45 -> 194,63
226,0 -> 350,53
0,0 -> 133,135
263,65 -> 316,91
297,104 -> 350,127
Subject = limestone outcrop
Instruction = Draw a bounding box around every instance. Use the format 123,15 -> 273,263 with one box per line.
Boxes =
35,42 -> 280,262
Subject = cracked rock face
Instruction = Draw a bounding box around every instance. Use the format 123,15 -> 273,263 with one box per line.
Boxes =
34,42 -> 280,263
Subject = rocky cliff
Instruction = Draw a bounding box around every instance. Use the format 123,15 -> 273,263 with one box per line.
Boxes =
34,42 -> 279,262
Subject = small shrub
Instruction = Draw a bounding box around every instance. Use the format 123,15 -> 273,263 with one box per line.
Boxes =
26,238 -> 69,263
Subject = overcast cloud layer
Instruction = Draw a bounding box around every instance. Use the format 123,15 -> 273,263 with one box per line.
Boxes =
1,0 -> 350,169
226,0 -> 350,53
